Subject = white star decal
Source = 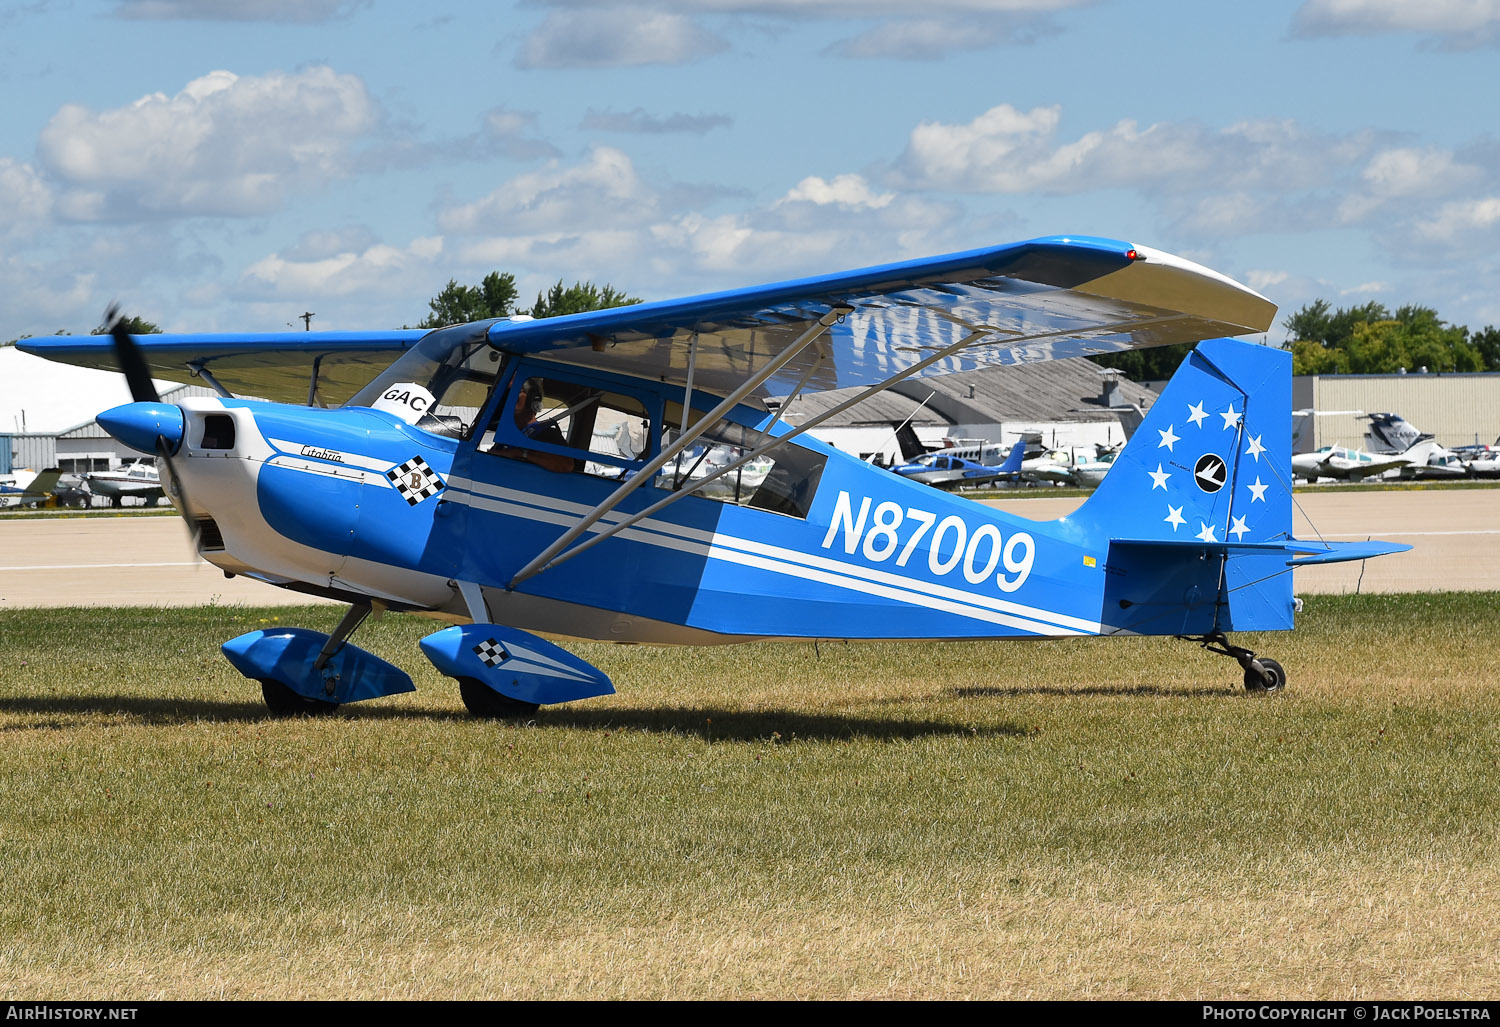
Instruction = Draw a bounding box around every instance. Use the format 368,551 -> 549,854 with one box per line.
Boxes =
1196,522 -> 1218,543
1220,406 -> 1242,430
1248,477 -> 1268,503
1230,515 -> 1250,540
1245,434 -> 1266,461
1148,463 -> 1171,490
1165,505 -> 1185,531
1158,424 -> 1179,451
1187,401 -> 1208,428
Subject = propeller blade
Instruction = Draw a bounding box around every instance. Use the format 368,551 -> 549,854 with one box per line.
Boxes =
100,306 -> 198,547
155,433 -> 201,547
104,304 -> 161,405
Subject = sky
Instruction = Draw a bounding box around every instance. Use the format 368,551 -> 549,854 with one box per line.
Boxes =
2,0 -> 1499,344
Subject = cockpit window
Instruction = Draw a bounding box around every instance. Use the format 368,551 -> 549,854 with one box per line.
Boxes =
656,403 -> 825,519
346,328 -> 506,440
480,374 -> 654,479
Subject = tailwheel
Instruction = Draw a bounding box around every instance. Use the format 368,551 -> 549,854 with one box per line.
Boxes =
458,678 -> 539,720
260,678 -> 338,717
1182,632 -> 1288,694
1243,657 -> 1287,694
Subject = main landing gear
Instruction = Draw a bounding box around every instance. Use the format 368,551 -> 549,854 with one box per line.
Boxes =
1183,631 -> 1288,693
220,604 -> 615,718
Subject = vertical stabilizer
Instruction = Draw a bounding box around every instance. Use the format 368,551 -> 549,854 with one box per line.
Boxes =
1075,338 -> 1292,547
1365,412 -> 1428,454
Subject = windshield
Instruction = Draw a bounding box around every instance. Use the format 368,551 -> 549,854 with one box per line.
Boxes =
346,326 -> 505,439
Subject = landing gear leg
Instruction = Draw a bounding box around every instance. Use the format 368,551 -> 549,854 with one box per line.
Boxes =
313,601 -> 374,697
1183,631 -> 1287,693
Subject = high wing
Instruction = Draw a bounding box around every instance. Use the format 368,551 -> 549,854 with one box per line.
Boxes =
18,235 -> 1273,405
482,235 -> 1274,399
19,329 -> 424,407
1344,457 -> 1412,480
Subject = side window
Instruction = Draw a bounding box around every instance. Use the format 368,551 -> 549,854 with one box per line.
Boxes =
481,374 -> 654,479
656,402 -> 826,519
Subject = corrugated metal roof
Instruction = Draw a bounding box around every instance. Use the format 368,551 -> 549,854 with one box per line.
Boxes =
777,357 -> 1157,427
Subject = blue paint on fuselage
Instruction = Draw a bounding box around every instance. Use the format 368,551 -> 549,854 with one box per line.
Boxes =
221,337 -> 1302,643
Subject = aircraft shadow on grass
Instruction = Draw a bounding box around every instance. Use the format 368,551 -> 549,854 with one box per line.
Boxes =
0,695 -> 1028,740
953,683 -> 1239,699
18,236 -> 1404,720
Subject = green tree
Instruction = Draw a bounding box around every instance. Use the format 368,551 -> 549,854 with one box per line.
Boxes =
527,280 -> 639,319
1087,342 -> 1195,382
418,271 -> 520,328
416,272 -> 639,328
1471,326 -> 1500,372
1281,300 -> 1484,375
91,315 -> 161,335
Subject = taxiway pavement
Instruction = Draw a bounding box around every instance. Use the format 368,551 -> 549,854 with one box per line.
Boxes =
1,489 -> 1494,608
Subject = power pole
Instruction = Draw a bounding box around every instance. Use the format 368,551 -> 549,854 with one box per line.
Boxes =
300,312 -> 315,331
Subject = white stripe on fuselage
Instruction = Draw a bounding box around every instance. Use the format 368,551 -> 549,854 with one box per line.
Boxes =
446,476 -> 1100,637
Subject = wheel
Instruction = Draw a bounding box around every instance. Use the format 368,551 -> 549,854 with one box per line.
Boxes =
1243,658 -> 1287,693
458,677 -> 539,719
260,678 -> 338,716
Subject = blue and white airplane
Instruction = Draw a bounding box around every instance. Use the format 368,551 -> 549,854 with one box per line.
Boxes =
0,468 -> 63,509
21,236 -> 1408,715
891,440 -> 1026,489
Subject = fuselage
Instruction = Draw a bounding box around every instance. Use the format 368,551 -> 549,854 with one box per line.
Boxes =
101,335 -> 1304,647
83,460 -> 165,501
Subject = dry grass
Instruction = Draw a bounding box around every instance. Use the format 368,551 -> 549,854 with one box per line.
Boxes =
0,594 -> 1497,999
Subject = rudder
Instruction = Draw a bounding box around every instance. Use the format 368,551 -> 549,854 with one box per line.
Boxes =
1075,337 -> 1292,548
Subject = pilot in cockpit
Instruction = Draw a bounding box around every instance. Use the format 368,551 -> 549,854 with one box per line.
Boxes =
490,379 -> 574,472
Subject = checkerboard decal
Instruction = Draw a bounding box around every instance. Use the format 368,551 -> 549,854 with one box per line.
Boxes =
386,455 -> 445,506
473,639 -> 509,668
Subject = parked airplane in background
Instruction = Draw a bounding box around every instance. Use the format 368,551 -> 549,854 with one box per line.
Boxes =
892,440 -> 1025,489
1463,447 -> 1500,478
21,236 -> 1406,714
1290,444 -> 1412,483
1364,412 -> 1426,455
0,468 -> 62,509
1396,439 -> 1468,480
81,459 -> 166,506
1021,445 -> 1118,488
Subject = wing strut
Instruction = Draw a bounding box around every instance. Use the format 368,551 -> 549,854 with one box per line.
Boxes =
188,360 -> 236,400
515,311 -> 1196,582
514,328 -> 1001,577
506,304 -> 854,589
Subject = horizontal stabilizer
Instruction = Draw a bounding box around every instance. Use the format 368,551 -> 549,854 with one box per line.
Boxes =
1110,536 -> 1412,566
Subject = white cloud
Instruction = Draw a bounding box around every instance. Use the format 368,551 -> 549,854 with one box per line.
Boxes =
1413,197 -> 1500,246
1340,280 -> 1391,296
37,67 -> 380,221
891,105 -> 1382,197
828,14 -> 1057,58
0,255 -> 97,337
239,236 -> 445,299
112,0 -> 362,22
1247,270 -> 1289,293
777,174 -> 893,209
430,149 -> 964,298
1292,0 -> 1500,44
437,147 -> 660,234
580,108 -> 732,134
515,8 -> 728,68
532,1 -> 1084,14
0,159 -> 53,242
517,1 -> 1091,65
280,227 -> 382,263
1336,147 -> 1483,223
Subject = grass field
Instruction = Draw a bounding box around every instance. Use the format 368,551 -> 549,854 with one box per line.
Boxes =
1,594 -> 1497,999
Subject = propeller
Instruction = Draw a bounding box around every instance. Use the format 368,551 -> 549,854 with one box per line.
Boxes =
102,305 -> 200,546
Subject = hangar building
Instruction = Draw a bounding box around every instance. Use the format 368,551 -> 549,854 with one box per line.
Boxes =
776,357 -> 1159,462
1293,372 -> 1500,452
